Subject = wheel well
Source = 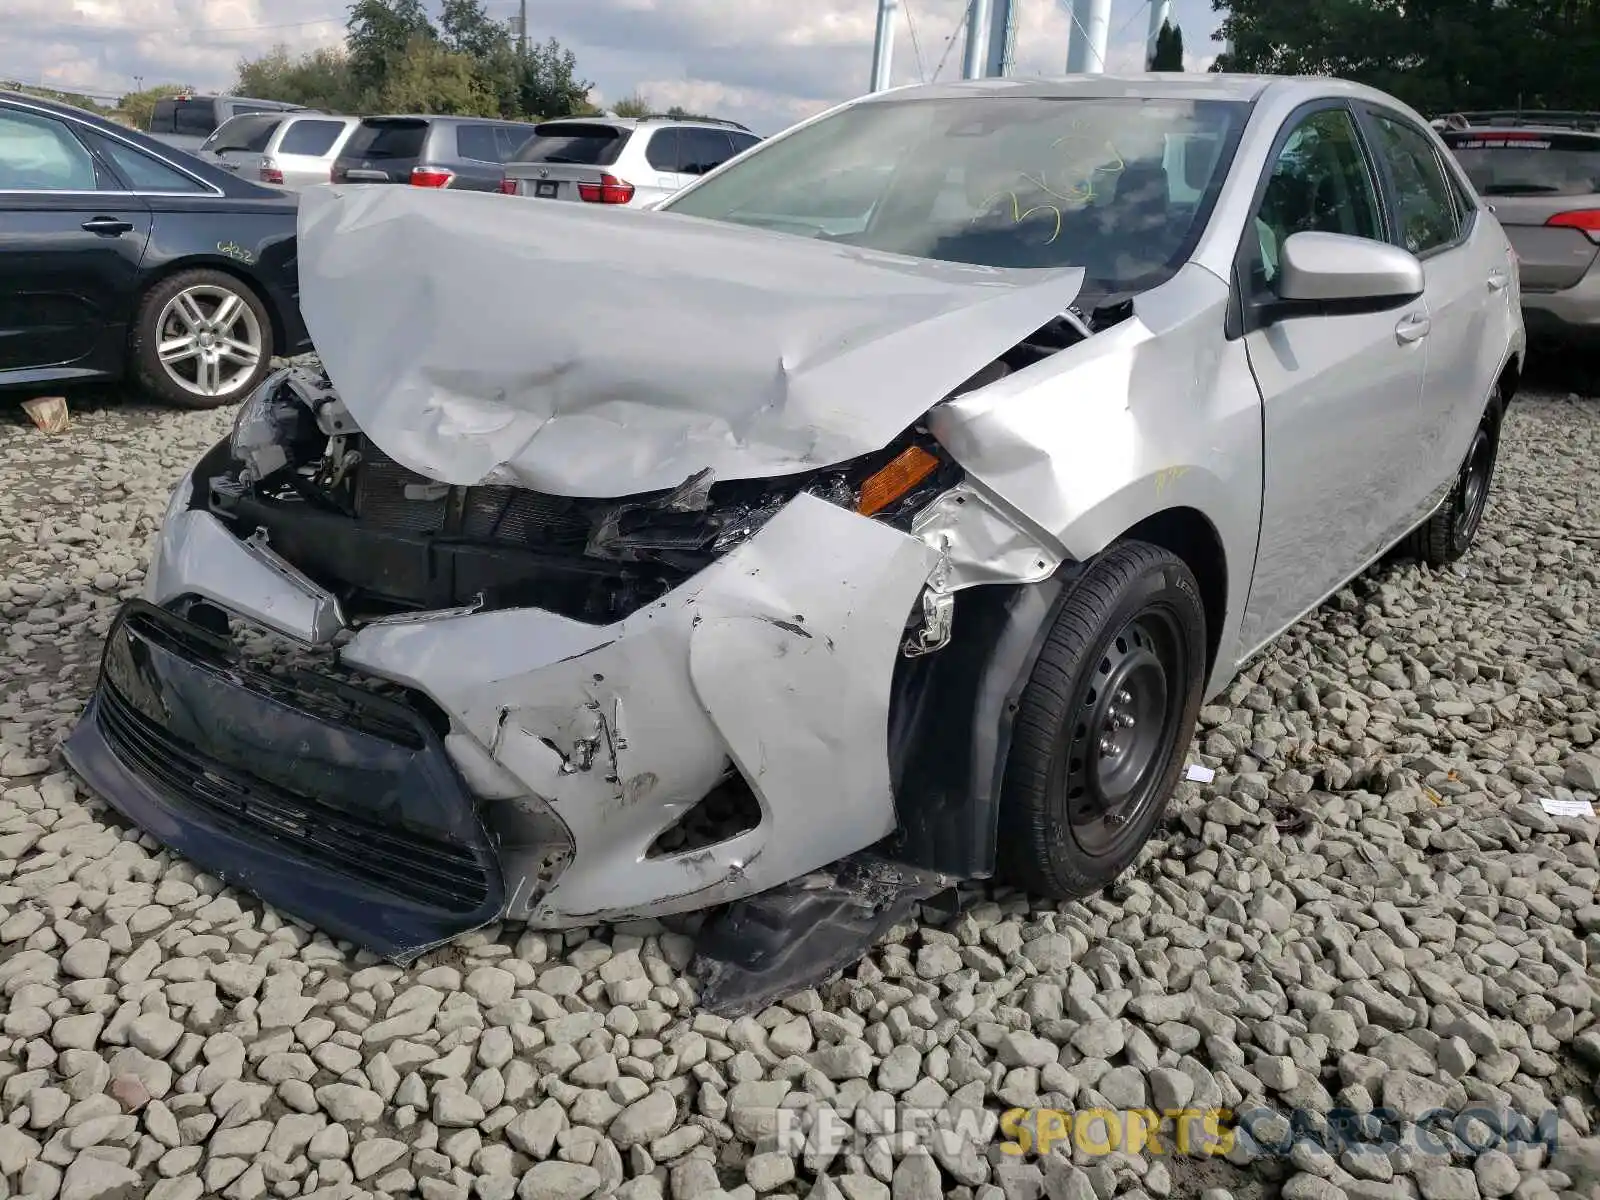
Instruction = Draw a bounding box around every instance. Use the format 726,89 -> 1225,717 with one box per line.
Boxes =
135,260 -> 286,354
1496,357 -> 1520,411
1119,507 -> 1227,678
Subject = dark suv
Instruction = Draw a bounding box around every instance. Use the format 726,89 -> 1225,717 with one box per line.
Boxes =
331,115 -> 541,191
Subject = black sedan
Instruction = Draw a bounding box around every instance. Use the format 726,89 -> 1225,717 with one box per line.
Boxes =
0,92 -> 310,409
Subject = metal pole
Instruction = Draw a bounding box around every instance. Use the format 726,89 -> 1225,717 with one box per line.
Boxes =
1084,0 -> 1112,72
1065,0 -> 1091,72
1147,0 -> 1172,67
870,0 -> 899,92
984,0 -> 1014,77
518,0 -> 527,56
962,0 -> 992,80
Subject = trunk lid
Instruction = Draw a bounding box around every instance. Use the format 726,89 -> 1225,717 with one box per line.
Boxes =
296,184 -> 1088,497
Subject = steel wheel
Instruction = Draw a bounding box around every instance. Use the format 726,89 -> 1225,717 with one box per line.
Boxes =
1453,424 -> 1494,546
155,284 -> 264,400
1056,610 -> 1185,861
997,541 -> 1207,900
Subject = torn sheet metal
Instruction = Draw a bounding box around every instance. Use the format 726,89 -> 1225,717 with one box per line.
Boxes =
341,494 -> 940,926
295,185 -> 1085,496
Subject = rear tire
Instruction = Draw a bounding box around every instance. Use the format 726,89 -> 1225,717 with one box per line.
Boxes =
996,541 -> 1207,900
1404,387 -> 1503,567
131,269 -> 274,410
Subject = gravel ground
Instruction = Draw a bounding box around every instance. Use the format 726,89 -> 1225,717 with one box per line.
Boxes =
2,378 -> 1600,1200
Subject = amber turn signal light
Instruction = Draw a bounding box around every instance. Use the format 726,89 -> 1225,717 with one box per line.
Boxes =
857,446 -> 940,517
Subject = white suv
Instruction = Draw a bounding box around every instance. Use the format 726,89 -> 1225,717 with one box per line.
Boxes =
499,115 -> 760,209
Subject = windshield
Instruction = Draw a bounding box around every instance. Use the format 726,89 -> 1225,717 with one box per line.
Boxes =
662,95 -> 1249,287
1445,131 -> 1600,196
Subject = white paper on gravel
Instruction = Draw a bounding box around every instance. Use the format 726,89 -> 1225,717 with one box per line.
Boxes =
1539,796 -> 1596,818
293,184 -> 1085,497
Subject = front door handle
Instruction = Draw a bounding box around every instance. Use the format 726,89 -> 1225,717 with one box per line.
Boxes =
81,216 -> 134,236
1395,312 -> 1431,344
1487,269 -> 1510,291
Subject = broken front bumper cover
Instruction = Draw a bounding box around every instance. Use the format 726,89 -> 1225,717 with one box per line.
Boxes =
64,601 -> 505,961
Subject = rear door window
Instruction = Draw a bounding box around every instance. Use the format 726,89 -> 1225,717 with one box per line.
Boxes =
679,128 -> 737,175
85,132 -> 209,193
645,128 -> 682,172
728,132 -> 760,155
279,119 -> 346,157
456,124 -> 501,163
343,119 -> 429,160
1444,130 -> 1600,198
513,123 -> 629,166
1367,110 -> 1460,255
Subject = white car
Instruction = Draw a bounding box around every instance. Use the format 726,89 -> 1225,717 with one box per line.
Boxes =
67,74 -> 1523,1014
198,111 -> 361,190
499,115 -> 760,208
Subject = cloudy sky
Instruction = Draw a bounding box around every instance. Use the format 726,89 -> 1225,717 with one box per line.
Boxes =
3,0 -> 1226,134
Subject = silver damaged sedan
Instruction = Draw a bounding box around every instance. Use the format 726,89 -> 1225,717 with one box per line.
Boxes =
67,74 -> 1526,1013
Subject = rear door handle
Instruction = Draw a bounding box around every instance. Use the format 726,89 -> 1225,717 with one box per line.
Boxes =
1488,269 -> 1510,291
1395,312 -> 1431,344
81,216 -> 134,236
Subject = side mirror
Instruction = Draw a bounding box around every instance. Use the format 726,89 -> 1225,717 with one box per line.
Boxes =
1271,231 -> 1424,317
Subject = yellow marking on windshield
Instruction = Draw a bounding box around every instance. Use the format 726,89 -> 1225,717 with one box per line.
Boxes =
974,190 -> 1063,243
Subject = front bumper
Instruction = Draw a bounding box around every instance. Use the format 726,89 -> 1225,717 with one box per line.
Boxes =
64,601 -> 505,961
107,482 -> 947,935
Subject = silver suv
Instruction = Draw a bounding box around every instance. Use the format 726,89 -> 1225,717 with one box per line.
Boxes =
1441,117 -> 1600,339
500,114 -> 760,208
199,112 -> 361,190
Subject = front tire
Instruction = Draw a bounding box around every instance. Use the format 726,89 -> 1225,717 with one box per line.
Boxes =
1405,388 -> 1503,567
997,541 -> 1207,900
131,269 -> 274,410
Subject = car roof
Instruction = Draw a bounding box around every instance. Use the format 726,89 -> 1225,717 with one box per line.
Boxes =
356,113 -> 538,126
544,115 -> 754,134
1445,124 -> 1600,139
851,72 -> 1413,110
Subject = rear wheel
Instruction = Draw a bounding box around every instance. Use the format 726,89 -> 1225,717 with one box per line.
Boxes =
997,541 -> 1207,900
131,269 -> 274,410
1405,388 -> 1503,567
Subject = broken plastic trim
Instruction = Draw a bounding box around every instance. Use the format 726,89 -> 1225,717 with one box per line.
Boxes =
691,852 -> 958,1017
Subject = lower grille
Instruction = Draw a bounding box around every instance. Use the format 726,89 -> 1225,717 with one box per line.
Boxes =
99,684 -> 490,913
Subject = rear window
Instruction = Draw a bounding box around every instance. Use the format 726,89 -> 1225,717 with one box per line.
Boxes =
279,119 -> 346,157
202,115 -> 281,154
149,99 -> 217,137
343,119 -> 428,161
512,123 -> 629,166
1445,130 -> 1600,197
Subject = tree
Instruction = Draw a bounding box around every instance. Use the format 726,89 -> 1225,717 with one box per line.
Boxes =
1210,0 -> 1600,114
1151,20 -> 1184,71
379,34 -> 496,115
117,84 -> 190,130
440,0 -> 510,63
612,93 -> 652,118
235,45 -> 363,112
517,37 -> 593,120
347,0 -> 436,97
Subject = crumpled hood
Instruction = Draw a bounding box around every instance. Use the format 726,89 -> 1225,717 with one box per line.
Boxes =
296,184 -> 1085,496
